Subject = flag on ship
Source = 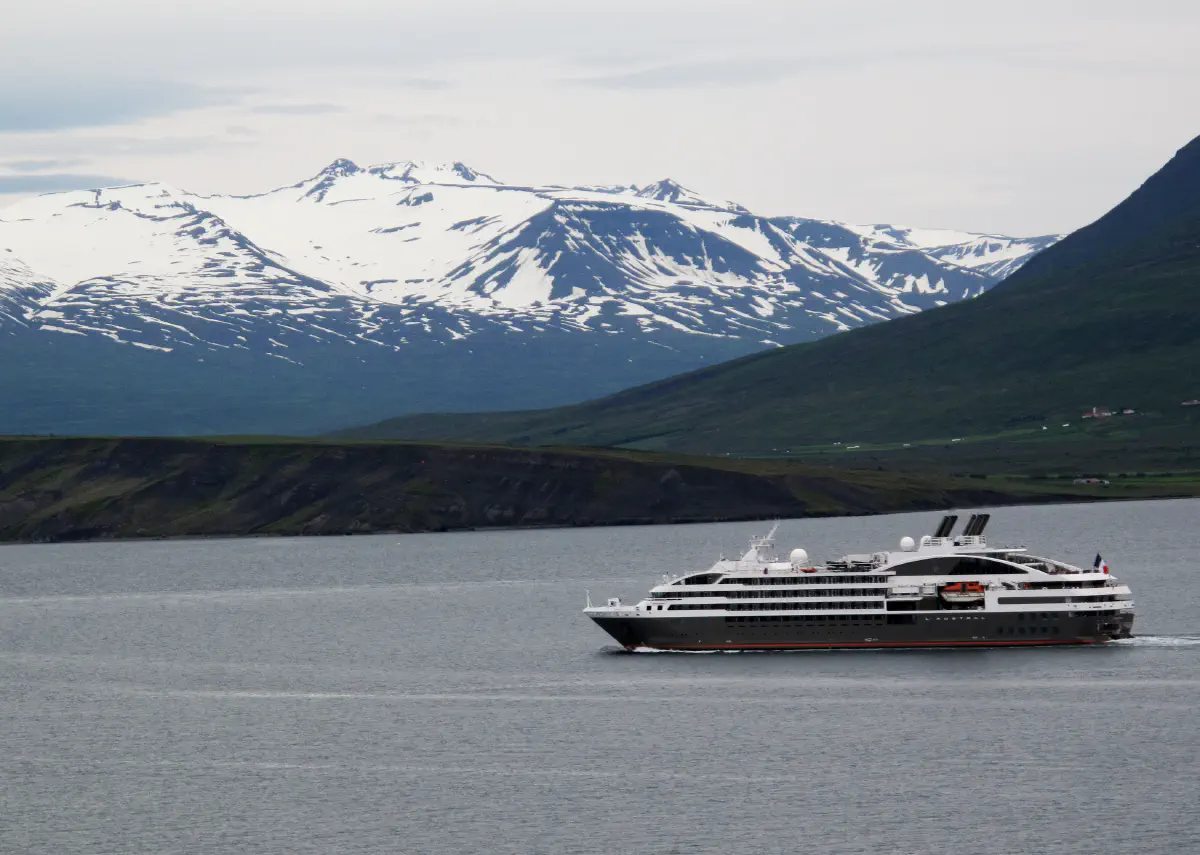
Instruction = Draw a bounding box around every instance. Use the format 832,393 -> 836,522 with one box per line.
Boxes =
1093,553 -> 1110,574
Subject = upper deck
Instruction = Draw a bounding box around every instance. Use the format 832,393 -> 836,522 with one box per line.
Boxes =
655,513 -> 1105,590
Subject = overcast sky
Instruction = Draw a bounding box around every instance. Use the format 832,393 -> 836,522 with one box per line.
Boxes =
1,0 -> 1197,235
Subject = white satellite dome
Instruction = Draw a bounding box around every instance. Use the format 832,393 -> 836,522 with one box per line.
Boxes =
789,548 -> 809,566
900,536 -> 916,552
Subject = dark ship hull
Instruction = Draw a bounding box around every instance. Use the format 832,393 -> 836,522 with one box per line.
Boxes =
591,610 -> 1134,651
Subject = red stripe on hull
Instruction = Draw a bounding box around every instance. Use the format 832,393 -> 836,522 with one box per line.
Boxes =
630,638 -> 1106,651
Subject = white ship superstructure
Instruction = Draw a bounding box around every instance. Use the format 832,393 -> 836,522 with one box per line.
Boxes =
585,514 -> 1135,650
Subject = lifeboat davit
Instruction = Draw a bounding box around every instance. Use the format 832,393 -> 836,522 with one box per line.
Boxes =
940,581 -> 985,604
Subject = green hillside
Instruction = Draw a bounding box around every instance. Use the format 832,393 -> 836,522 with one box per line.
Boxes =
338,135 -> 1200,456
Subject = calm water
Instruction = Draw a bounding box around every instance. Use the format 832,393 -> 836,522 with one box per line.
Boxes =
2,500 -> 1198,855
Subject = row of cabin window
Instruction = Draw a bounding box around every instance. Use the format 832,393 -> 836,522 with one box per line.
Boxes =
997,594 -> 1121,605
1023,580 -> 1109,589
654,588 -> 883,599
669,600 -> 883,612
725,588 -> 881,599
724,615 -> 885,624
720,575 -> 884,585
1006,611 -> 1123,620
997,625 -> 1061,636
716,618 -> 1069,632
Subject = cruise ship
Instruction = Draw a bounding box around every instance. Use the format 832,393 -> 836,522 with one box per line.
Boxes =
584,514 -> 1134,650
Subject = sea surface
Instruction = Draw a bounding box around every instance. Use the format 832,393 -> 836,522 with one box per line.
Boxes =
2,499 -> 1198,855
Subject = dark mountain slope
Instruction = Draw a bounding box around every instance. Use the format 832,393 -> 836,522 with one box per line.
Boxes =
340,135 -> 1200,453
0,437 -> 1137,543
1009,134 -> 1200,282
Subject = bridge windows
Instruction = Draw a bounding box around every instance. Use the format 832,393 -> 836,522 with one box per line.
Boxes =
892,557 -> 1026,576
677,573 -> 723,586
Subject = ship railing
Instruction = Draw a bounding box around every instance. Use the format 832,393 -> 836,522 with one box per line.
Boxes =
585,605 -> 639,617
829,553 -> 888,569
924,535 -> 988,549
1009,554 -> 1075,574
886,584 -> 936,598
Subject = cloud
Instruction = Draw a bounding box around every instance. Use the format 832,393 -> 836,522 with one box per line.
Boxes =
564,44 -> 1194,91
0,173 -> 132,194
249,103 -> 347,115
0,134 -> 254,160
2,158 -> 87,172
568,57 -> 810,90
92,135 -> 250,156
391,77 -> 453,91
565,48 -> 990,90
370,113 -> 464,127
0,78 -> 238,132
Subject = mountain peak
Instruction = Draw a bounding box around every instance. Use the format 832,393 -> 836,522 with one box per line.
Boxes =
634,178 -> 693,203
633,178 -> 747,212
367,160 -> 501,186
300,158 -> 364,201
316,158 -> 363,179
1003,132 -> 1200,284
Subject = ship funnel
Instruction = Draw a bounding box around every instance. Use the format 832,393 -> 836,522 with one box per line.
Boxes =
933,514 -> 958,538
964,513 -> 991,537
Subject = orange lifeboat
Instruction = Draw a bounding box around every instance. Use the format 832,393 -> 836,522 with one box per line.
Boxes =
940,581 -> 985,604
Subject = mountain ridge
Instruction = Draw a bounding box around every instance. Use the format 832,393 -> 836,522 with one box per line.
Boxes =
0,160 -> 1056,435
338,135 -> 1200,454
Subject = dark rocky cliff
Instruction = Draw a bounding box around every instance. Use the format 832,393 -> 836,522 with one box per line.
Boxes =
0,437 -> 1107,543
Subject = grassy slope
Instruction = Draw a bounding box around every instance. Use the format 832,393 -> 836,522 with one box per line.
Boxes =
337,136 -> 1200,458
3,436 -> 1186,543
776,412 -> 1200,477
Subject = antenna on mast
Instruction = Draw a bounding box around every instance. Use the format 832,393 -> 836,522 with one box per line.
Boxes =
748,521 -> 781,561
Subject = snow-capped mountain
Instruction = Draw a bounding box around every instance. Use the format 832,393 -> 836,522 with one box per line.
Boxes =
0,251 -> 54,329
0,161 -> 1059,435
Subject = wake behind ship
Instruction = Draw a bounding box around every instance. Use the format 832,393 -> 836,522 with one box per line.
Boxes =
584,514 -> 1134,651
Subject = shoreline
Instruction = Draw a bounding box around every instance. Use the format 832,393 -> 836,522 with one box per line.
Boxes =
3,490 -> 1193,548
3,436 -> 1196,546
